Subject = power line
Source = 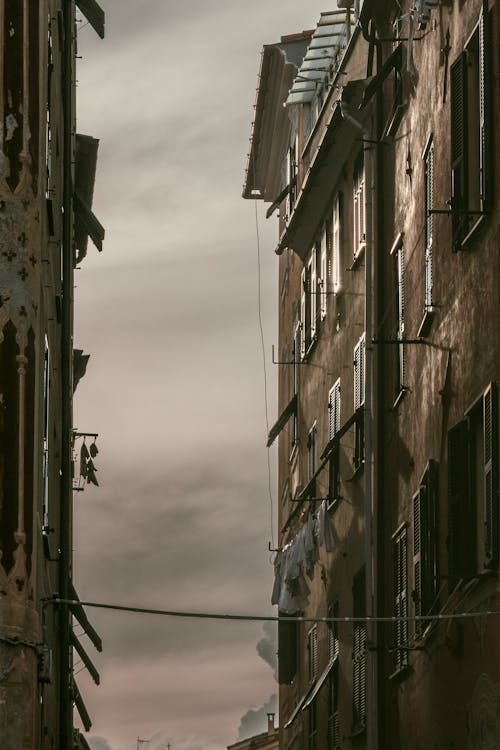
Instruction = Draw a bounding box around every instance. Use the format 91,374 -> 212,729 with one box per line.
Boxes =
46,598 -> 500,625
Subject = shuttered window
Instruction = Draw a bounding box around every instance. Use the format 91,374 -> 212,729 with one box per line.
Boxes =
392,524 -> 409,669
447,383 -> 498,587
308,625 -> 319,683
353,155 -> 366,259
320,224 -> 328,320
278,616 -> 298,684
424,138 -> 434,310
352,568 -> 366,732
328,601 -> 341,749
450,1 -> 491,250
354,334 -> 365,469
413,461 -> 439,637
329,379 -> 341,440
332,193 -> 342,294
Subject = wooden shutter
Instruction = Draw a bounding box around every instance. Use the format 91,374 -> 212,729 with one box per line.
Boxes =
479,0 -> 492,211
393,526 -> 408,667
308,625 -> 318,682
413,488 -> 422,635
447,420 -> 473,587
424,140 -> 434,309
483,382 -> 498,568
301,268 -> 307,359
310,251 -> 317,340
450,53 -> 468,251
332,194 -> 341,293
352,569 -> 366,730
320,228 -> 328,320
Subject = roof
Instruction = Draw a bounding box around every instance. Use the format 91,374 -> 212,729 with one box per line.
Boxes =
242,32 -> 312,200
286,10 -> 355,106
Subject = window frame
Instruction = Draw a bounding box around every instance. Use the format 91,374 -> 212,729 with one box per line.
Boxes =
413,460 -> 439,638
353,154 -> 366,261
450,1 -> 492,250
392,523 -> 409,672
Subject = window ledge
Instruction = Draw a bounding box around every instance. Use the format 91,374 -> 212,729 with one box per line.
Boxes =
346,461 -> 364,482
349,244 -> 365,271
393,387 -> 409,410
460,213 -> 488,249
417,308 -> 436,339
389,663 -> 411,682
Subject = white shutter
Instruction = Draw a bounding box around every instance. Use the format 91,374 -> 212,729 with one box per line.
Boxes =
329,378 -> 341,439
310,251 -> 317,340
424,140 -> 434,310
332,195 -> 341,294
353,334 -> 366,411
300,268 -> 306,359
320,230 -> 327,320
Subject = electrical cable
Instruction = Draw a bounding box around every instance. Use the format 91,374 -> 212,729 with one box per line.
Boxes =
46,598 -> 500,625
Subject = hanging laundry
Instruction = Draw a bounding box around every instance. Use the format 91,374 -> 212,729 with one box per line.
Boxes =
317,500 -> 336,552
89,440 -> 98,458
86,459 -> 99,487
80,442 -> 89,478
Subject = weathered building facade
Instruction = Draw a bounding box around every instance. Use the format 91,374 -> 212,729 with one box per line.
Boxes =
245,1 -> 500,748
0,2 -> 104,748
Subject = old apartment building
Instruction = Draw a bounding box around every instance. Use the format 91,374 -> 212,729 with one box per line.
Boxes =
244,1 -> 500,748
0,2 -> 104,749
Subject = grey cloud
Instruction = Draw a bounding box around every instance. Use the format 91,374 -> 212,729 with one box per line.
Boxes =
237,694 -> 277,741
87,738 -> 114,750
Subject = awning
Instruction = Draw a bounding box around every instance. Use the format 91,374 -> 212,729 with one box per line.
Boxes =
73,679 -> 92,732
284,681 -> 317,729
69,582 -> 103,653
267,394 -> 297,447
266,182 -> 293,219
302,659 -> 336,709
71,631 -> 100,685
286,11 -> 354,106
73,349 -> 90,393
76,0 -> 105,39
320,406 -> 363,460
276,79 -> 370,260
74,134 -> 105,262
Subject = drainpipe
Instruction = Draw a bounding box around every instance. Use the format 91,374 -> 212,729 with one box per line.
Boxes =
60,1 -> 75,747
340,100 -> 378,750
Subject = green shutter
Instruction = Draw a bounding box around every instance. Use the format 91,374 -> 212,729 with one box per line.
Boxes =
413,489 -> 422,635
483,383 -> 498,568
479,0 -> 492,211
278,616 -> 297,684
450,53 -> 468,251
447,421 -> 473,587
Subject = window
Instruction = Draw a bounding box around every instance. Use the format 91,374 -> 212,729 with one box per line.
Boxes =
328,379 -> 341,505
353,334 -> 365,469
353,155 -> 366,260
42,337 -> 50,529
392,524 -> 409,670
278,616 -> 298,685
352,568 -> 366,733
328,601 -> 341,749
423,137 -> 434,312
450,2 -> 491,249
300,244 -> 320,357
286,135 -> 298,218
308,624 -> 318,683
328,379 -> 341,440
332,193 -> 343,295
319,222 -> 329,320
308,422 -> 317,488
448,383 -> 498,586
413,461 -> 439,636
391,234 -> 406,399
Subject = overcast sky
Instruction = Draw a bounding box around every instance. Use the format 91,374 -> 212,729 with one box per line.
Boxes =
72,3 -> 329,750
